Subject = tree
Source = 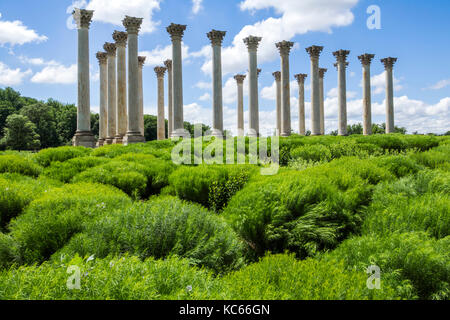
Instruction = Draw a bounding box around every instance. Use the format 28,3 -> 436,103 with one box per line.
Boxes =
0,101 -> 15,136
51,101 -> 77,145
20,103 -> 59,148
0,114 -> 40,151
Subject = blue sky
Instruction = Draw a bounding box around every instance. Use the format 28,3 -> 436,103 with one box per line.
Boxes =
0,0 -> 449,134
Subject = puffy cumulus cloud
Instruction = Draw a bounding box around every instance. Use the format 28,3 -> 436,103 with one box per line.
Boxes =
0,13 -> 47,46
425,79 -> 450,90
139,43 -> 191,67
18,56 -> 59,66
0,62 -> 32,86
31,64 -> 77,84
369,71 -> 403,95
193,0 -> 358,76
66,0 -> 162,34
192,0 -> 204,14
198,92 -> 211,101
326,87 -> 357,99
260,80 -> 304,101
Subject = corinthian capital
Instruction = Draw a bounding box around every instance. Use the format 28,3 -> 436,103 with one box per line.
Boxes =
358,53 -> 375,66
96,52 -> 108,65
333,49 -> 350,64
112,30 -> 128,47
207,30 -> 226,46
305,45 -> 323,59
103,42 -> 116,56
276,40 -> 294,56
294,73 -> 308,83
272,71 -> 281,81
122,16 -> 143,35
138,56 -> 146,68
164,59 -> 172,70
381,57 -> 398,69
243,36 -> 262,51
154,66 -> 167,78
72,8 -> 94,29
319,68 -> 327,78
167,23 -> 187,41
234,74 -> 246,84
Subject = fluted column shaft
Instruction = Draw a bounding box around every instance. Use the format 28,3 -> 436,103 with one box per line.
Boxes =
359,54 -> 375,135
306,46 -> 323,136
164,60 -> 173,137
234,75 -> 246,136
104,43 -> 117,144
155,67 -> 167,140
319,68 -> 327,135
273,72 -> 281,136
277,41 -> 294,137
113,31 -> 127,143
333,50 -> 350,136
96,52 -> 108,146
138,56 -> 145,136
244,36 -> 262,137
382,57 -> 397,133
294,74 -> 307,135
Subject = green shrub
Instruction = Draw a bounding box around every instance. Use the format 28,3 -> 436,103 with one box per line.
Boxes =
34,146 -> 92,167
0,255 -> 216,300
290,144 -> 332,162
0,174 -> 61,228
214,254 -> 398,300
0,155 -> 42,177
43,156 -> 111,183
374,155 -> 422,178
92,142 -> 174,160
328,232 -> 450,300
355,134 -> 407,151
0,232 -> 21,269
9,183 -> 131,264
410,145 -> 449,170
58,197 -> 245,273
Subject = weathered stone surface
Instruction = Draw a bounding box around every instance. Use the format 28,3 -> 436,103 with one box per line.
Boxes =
294,74 -> 307,135
381,57 -> 398,133
244,36 -> 262,137
306,45 -> 323,135
358,54 -> 375,135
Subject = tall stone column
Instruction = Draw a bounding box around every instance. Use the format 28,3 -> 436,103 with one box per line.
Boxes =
333,49 -> 350,136
72,8 -> 96,147
319,68 -> 327,135
103,42 -> 117,144
207,30 -> 226,137
272,71 -> 281,136
164,59 -> 173,137
243,36 -> 262,137
96,52 -> 108,147
123,16 -> 145,145
381,57 -> 397,133
276,41 -> 294,137
234,74 -> 246,136
358,54 -> 375,135
138,56 -> 146,136
112,31 -> 127,144
294,74 -> 307,135
154,66 -> 167,140
306,46 -> 323,136
166,23 -> 187,138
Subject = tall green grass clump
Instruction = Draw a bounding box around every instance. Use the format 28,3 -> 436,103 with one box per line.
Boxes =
0,232 -> 21,269
0,155 -> 42,177
43,156 -> 111,183
58,197 -> 245,273
9,183 -> 131,264
410,145 -> 449,170
34,146 -> 92,167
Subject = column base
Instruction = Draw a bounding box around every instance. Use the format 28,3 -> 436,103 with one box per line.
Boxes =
123,132 -> 146,145
211,129 -> 224,138
113,135 -> 124,144
97,139 -> 106,147
170,128 -> 191,139
105,137 -> 114,145
280,132 -> 291,137
72,131 -> 96,148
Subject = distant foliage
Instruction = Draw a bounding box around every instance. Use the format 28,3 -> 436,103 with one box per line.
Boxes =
0,155 -> 42,177
34,146 -> 92,167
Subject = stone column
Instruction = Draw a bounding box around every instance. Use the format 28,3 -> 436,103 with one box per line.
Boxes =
333,49 -> 350,136
103,42 -> 117,144
358,54 -> 375,135
123,16 -> 145,145
306,46 -> 323,136
138,56 -> 146,136
166,23 -> 187,138
234,74 -> 246,136
154,66 -> 167,140
72,8 -> 96,147
243,36 -> 262,137
112,31 -> 127,144
272,71 -> 281,136
381,57 -> 397,133
207,30 -> 226,137
276,41 -> 294,137
319,68 -> 327,135
294,74 -> 307,135
96,52 -> 108,147
164,59 -> 173,137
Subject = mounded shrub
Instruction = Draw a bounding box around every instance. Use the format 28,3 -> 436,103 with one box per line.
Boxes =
58,197 -> 245,273
290,144 -> 332,163
34,146 -> 92,167
410,145 -> 449,170
0,232 -> 21,269
43,156 -> 111,183
9,183 -> 131,264
373,155 -> 422,178
0,155 -> 42,177
92,142 -> 174,160
328,232 -> 450,300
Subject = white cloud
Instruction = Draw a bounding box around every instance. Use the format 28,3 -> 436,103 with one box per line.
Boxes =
139,43 -> 191,67
192,0 -> 203,14
369,71 -> 403,95
194,0 -> 359,76
199,92 -> 211,101
0,62 -> 32,86
326,87 -> 357,99
66,0 -> 162,34
31,64 -> 77,84
0,13 -> 47,46
194,81 -> 212,90
18,56 -> 59,66
426,79 -> 450,90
